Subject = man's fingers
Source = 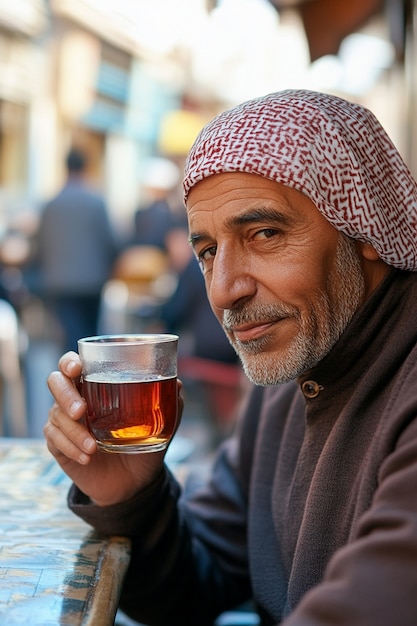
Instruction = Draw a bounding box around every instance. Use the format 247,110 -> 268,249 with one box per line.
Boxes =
46,401 -> 96,461
47,370 -> 86,420
58,351 -> 82,378
44,418 -> 92,466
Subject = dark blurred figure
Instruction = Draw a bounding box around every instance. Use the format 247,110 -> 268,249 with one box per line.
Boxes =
133,157 -> 186,250
161,228 -> 238,364
36,148 -> 117,352
0,270 -> 10,304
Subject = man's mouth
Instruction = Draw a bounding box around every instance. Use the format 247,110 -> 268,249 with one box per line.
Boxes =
226,319 -> 286,343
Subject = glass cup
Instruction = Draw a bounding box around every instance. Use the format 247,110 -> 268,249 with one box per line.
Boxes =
78,334 -> 178,453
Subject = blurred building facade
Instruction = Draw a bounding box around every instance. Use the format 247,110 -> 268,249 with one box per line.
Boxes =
0,0 -> 211,246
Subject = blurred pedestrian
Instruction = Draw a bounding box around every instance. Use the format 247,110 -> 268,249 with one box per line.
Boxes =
133,157 -> 186,251
37,148 -> 117,352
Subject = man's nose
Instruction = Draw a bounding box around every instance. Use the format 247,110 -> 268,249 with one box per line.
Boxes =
208,247 -> 256,311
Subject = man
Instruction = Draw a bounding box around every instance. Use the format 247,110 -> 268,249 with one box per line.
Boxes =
44,90 -> 417,625
37,148 -> 117,352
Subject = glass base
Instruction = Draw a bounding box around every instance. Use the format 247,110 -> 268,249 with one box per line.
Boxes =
96,440 -> 169,454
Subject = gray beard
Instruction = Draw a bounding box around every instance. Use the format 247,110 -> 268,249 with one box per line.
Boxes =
222,236 -> 365,386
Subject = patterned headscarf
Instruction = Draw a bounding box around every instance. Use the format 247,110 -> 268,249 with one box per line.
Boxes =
183,90 -> 417,271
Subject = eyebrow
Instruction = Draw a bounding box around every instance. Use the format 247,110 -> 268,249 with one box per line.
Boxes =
226,206 -> 293,228
189,206 -> 293,248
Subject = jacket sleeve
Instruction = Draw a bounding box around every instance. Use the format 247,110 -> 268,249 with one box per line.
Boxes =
68,388 -> 260,626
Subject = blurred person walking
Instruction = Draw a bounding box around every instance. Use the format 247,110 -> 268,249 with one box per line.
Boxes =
37,148 -> 117,352
133,157 -> 186,251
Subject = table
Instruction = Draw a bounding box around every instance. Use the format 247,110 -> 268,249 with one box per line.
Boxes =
0,439 -> 131,625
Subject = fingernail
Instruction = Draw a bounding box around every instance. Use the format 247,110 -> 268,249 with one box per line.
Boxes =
67,360 -> 79,375
70,401 -> 84,416
83,437 -> 96,453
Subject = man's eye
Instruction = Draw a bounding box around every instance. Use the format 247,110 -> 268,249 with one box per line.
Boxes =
197,246 -> 216,266
254,228 -> 278,240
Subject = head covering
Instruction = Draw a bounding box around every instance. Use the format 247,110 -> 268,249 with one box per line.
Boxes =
183,90 -> 417,271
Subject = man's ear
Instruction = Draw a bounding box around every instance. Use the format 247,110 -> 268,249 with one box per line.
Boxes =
355,241 -> 381,261
355,240 -> 390,297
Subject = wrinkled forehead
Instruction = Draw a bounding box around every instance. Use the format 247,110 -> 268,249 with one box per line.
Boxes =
186,171 -> 334,243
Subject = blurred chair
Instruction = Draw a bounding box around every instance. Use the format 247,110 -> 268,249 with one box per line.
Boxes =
111,245 -> 169,296
99,245 -> 176,335
178,356 -> 245,438
0,299 -> 27,437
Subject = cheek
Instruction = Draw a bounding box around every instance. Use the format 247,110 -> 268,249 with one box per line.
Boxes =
258,255 -> 305,287
256,255 -> 329,305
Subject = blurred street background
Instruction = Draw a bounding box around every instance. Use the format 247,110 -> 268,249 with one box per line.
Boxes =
0,0 -> 416,460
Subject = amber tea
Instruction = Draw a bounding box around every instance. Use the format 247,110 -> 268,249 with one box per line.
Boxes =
78,334 -> 178,453
82,375 -> 177,453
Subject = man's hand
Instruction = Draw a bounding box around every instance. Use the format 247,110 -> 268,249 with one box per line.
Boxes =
44,351 -> 183,506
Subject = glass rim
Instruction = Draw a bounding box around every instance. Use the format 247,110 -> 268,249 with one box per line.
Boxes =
78,333 -> 178,346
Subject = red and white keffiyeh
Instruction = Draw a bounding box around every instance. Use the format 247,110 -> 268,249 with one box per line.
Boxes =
183,90 -> 417,271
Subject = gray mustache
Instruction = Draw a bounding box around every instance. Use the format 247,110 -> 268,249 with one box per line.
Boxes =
222,303 -> 298,330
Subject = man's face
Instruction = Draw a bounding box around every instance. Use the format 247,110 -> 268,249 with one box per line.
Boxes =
187,172 -> 365,385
